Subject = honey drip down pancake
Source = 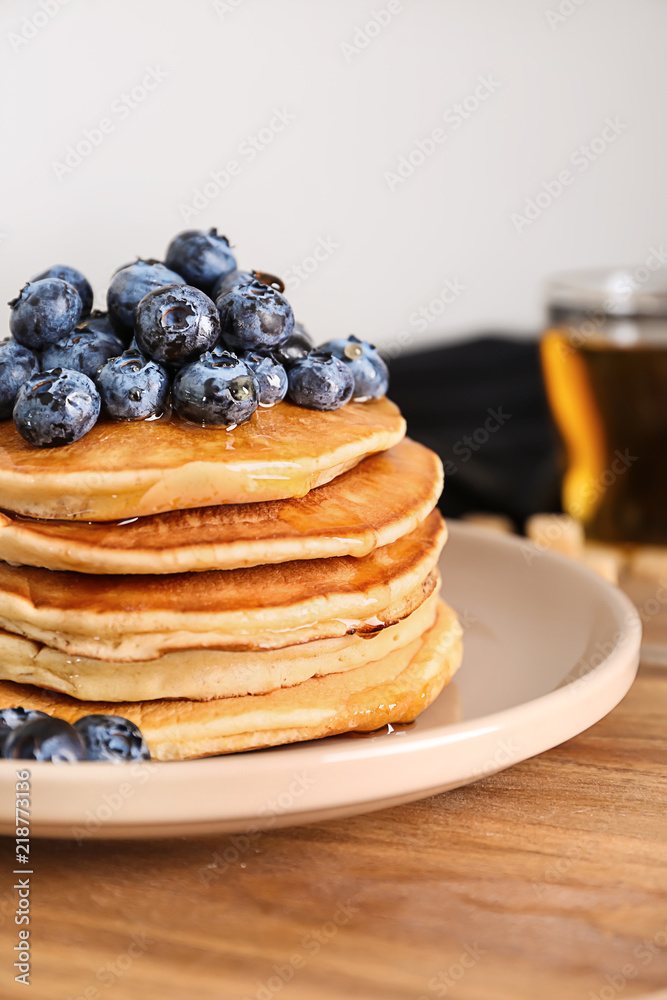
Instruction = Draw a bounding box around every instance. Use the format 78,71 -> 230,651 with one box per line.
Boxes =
0,398 -> 406,520
0,439 -> 442,574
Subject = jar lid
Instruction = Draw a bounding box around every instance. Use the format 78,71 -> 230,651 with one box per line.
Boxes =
546,266 -> 667,316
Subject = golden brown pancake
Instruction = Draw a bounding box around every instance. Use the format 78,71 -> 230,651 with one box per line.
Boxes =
0,439 -> 442,574
0,511 -> 446,660
0,398 -> 405,520
0,586 -> 440,702
0,600 -> 461,759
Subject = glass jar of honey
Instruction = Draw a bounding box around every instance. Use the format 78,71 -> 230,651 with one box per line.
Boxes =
541,266 -> 667,545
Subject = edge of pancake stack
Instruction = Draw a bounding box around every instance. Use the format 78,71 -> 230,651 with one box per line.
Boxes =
1,229 -> 463,763
0,397 -> 461,761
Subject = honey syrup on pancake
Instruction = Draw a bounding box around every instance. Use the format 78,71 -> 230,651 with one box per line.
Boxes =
0,399 -> 403,474
0,397 -> 407,520
334,615 -> 400,637
0,439 -> 440,552
0,512 -> 444,616
341,721 -> 417,739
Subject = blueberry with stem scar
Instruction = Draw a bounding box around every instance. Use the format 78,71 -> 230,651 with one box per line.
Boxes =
218,280 -> 294,352
135,284 -> 220,367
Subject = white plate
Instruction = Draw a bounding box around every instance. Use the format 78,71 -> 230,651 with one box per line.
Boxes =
0,522 -> 641,839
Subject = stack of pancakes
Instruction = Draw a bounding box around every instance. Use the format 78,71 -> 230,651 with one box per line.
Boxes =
0,397 -> 461,760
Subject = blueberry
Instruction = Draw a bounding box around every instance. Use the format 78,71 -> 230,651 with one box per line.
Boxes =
31,265 -> 93,317
107,260 -> 186,340
9,279 -> 83,351
0,707 -> 49,752
0,707 -> 49,729
74,714 -> 150,763
212,269 -> 255,303
287,352 -> 354,410
77,314 -> 125,360
212,269 -> 284,304
267,322 -> 314,369
87,329 -> 125,358
0,341 -> 39,420
14,368 -> 101,447
80,310 -> 118,341
219,280 -> 294,352
96,349 -> 169,421
165,228 -> 236,295
4,716 -> 86,762
135,284 -> 220,367
240,351 -> 288,406
318,335 -> 389,399
42,330 -> 123,382
173,350 -> 258,426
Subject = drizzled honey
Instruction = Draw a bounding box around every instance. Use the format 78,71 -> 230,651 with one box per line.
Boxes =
0,397 -> 406,521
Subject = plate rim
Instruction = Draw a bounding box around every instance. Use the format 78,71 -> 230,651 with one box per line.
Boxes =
0,522 -> 643,835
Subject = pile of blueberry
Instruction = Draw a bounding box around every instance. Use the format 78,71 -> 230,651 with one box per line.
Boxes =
2,229 -> 389,447
0,707 -> 150,763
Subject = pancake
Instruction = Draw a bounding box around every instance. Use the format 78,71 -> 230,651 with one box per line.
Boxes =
0,439 -> 442,574
0,397 -> 405,521
0,510 -> 446,660
0,600 -> 461,759
0,587 -> 441,702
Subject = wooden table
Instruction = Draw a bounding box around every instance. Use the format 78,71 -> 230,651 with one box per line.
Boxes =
1,660 -> 666,1000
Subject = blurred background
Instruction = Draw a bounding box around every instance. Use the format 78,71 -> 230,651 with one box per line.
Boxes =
1,0 -> 666,527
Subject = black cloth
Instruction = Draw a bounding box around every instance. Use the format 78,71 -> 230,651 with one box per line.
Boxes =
386,336 -> 562,528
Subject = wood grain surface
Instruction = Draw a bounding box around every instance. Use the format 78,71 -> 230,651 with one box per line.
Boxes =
1,661 -> 666,1000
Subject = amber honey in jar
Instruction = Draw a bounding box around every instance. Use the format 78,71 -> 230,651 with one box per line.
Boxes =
541,267 -> 667,545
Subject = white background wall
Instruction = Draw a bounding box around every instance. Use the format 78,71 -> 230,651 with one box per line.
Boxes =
1,0 -> 665,353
